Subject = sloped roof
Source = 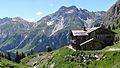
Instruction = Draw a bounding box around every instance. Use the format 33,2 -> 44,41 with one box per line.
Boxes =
71,27 -> 100,36
71,26 -> 116,36
86,27 -> 100,33
71,30 -> 88,36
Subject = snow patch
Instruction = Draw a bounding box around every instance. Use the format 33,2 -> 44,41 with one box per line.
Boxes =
85,18 -> 95,28
85,19 -> 93,23
39,39 -> 42,43
15,35 -> 28,49
46,21 -> 54,26
51,23 -> 63,34
66,10 -> 74,13
52,42 -> 54,45
25,35 -> 28,38
42,30 -> 45,33
50,17 -> 64,36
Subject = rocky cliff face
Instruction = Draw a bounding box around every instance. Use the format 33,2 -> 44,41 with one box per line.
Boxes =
104,0 -> 120,26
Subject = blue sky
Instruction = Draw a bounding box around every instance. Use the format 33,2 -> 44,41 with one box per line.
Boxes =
0,0 -> 117,22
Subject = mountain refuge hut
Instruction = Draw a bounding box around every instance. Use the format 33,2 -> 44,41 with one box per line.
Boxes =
70,26 -> 116,50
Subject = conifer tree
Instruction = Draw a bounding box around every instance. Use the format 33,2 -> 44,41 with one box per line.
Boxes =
21,52 -> 25,59
119,24 -> 120,28
47,46 -> 52,52
30,49 -> 33,55
4,54 -> 7,59
15,51 -> 20,63
116,20 -> 119,24
27,53 -> 30,56
112,24 -> 115,30
1,53 -> 4,57
7,52 -> 11,60
108,25 -> 111,30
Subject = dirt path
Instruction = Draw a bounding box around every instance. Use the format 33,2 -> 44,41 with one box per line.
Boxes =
107,48 -> 120,51
67,45 -> 76,51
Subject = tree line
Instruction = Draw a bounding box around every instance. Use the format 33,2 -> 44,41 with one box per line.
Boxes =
108,19 -> 120,30
0,46 -> 53,63
0,51 -> 32,63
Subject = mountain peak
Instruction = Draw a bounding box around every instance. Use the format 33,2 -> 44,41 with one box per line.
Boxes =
59,5 -> 78,11
2,17 -> 12,21
59,6 -> 67,10
13,17 -> 24,20
12,17 -> 27,22
68,5 -> 77,9
0,17 -> 12,23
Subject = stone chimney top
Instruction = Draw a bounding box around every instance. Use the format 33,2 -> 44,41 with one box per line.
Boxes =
100,23 -> 105,28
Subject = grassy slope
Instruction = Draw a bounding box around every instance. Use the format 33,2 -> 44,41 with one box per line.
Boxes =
0,57 -> 28,68
21,46 -> 120,68
52,47 -> 120,68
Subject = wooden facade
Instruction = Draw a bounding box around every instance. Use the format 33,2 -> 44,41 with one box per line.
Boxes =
70,26 -> 116,50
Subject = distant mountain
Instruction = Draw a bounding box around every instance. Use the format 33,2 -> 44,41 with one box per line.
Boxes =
0,6 -> 106,54
0,17 -> 36,40
26,6 -> 106,52
37,6 -> 106,36
0,17 -> 36,54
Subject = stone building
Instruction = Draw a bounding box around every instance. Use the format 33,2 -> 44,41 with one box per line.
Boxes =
70,26 -> 116,50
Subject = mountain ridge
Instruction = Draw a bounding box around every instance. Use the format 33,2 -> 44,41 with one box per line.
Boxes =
0,6 -> 106,54
103,0 -> 120,26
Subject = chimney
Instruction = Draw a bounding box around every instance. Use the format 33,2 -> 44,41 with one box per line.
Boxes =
83,26 -> 87,31
100,23 -> 105,28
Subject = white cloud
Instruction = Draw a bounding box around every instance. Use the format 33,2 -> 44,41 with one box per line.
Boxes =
24,18 -> 36,22
36,11 -> 43,16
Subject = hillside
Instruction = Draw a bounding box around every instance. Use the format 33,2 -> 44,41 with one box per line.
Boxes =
21,45 -> 120,68
104,0 -> 120,27
0,57 -> 28,68
20,23 -> 120,68
0,17 -> 36,55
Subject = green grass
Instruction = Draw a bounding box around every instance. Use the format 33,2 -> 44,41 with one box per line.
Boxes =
50,47 -> 120,68
103,42 -> 120,50
21,46 -> 120,68
0,57 -> 28,68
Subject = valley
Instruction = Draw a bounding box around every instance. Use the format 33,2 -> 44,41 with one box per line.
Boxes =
0,0 -> 120,68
